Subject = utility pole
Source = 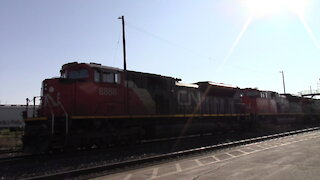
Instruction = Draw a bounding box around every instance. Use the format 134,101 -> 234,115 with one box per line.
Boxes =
119,16 -> 129,114
280,71 -> 286,94
118,16 -> 127,71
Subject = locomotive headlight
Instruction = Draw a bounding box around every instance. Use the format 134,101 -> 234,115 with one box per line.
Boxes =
49,86 -> 55,93
44,83 -> 48,91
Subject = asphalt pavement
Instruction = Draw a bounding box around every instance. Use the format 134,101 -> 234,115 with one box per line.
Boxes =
93,130 -> 320,180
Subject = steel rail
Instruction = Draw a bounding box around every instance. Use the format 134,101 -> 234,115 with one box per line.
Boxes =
0,149 -> 22,155
0,152 -> 35,164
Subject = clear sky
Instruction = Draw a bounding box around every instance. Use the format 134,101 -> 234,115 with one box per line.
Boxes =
1,0 -> 320,104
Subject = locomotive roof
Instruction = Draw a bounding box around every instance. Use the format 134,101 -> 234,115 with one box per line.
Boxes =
176,82 -> 199,88
87,63 -> 124,72
62,62 -> 180,81
282,94 -> 303,102
197,81 -> 238,89
127,70 -> 179,81
243,88 -> 279,94
197,81 -> 238,97
62,62 -> 123,72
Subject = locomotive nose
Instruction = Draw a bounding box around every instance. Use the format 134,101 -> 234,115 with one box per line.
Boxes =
42,79 -> 58,95
40,78 -> 66,116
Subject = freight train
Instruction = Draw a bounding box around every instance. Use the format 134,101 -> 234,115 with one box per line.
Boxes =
0,105 -> 37,129
23,62 -> 320,153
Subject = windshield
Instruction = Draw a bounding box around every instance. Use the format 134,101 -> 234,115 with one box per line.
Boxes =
61,69 -> 89,79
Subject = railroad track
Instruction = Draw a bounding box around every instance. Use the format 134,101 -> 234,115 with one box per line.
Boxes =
22,126 -> 320,180
0,149 -> 21,154
0,151 -> 34,165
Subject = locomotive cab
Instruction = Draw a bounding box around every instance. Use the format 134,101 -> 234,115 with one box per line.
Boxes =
241,88 -> 277,114
40,62 -> 125,118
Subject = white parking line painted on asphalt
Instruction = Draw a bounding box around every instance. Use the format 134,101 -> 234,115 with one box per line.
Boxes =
237,149 -> 250,154
123,173 -> 132,180
151,168 -> 158,179
225,152 -> 237,157
175,163 -> 182,172
195,159 -> 204,166
211,155 -> 221,162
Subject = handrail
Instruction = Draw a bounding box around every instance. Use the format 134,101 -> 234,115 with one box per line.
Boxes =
57,101 -> 69,135
298,89 -> 320,96
46,96 -> 55,135
25,96 -> 41,118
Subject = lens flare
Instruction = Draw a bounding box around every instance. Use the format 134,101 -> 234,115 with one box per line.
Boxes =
298,14 -> 320,51
244,0 -> 310,18
244,0 -> 287,18
219,15 -> 253,72
287,0 -> 309,15
220,0 -> 316,72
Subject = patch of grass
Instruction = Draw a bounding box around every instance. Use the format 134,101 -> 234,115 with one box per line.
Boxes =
0,128 -> 23,150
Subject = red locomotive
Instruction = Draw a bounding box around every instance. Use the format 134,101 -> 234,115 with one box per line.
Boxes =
23,62 -> 320,153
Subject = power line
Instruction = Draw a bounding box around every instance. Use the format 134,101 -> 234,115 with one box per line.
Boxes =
125,21 -> 215,61
112,28 -> 121,67
123,21 -> 283,83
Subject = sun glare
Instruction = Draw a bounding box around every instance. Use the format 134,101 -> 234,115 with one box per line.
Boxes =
244,0 -> 310,18
287,0 -> 309,15
220,0 -> 316,71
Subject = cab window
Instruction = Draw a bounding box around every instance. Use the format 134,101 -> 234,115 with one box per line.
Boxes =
115,73 -> 121,84
94,70 -> 100,82
95,70 -> 121,84
246,91 -> 260,97
260,92 -> 268,98
60,70 -> 67,78
102,72 -> 114,83
69,69 -> 88,79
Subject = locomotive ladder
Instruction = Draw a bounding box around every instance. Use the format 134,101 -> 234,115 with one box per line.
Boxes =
45,98 -> 69,135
